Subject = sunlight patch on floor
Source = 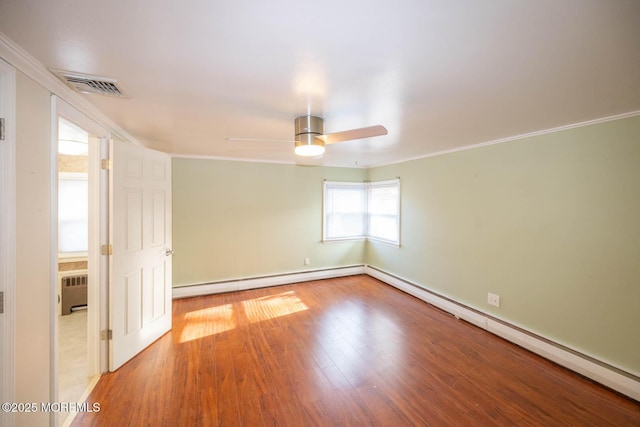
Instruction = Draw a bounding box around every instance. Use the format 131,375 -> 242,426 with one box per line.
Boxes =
178,291 -> 309,343
242,291 -> 308,323
179,304 -> 236,343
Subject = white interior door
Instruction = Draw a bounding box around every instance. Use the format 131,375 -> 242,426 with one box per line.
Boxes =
109,139 -> 172,371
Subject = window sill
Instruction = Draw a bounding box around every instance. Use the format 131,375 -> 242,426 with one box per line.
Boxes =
322,237 -> 366,244
58,252 -> 88,262
366,237 -> 401,248
322,237 -> 400,248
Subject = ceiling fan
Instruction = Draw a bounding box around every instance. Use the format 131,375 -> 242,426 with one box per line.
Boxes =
227,115 -> 388,156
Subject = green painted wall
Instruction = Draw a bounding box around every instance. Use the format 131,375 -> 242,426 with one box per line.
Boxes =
172,158 -> 366,286
366,116 -> 640,375
172,116 -> 639,375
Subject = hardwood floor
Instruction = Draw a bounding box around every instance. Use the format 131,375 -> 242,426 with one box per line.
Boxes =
73,275 -> 640,426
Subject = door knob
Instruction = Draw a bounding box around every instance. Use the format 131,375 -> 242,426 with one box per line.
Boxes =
165,248 -> 174,256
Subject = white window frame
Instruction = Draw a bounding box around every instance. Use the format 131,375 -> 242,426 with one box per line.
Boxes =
322,178 -> 401,246
367,178 -> 401,246
322,181 -> 367,242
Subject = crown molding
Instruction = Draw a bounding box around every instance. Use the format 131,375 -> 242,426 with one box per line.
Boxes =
371,110 -> 640,168
170,152 -> 366,169
0,30 -> 136,144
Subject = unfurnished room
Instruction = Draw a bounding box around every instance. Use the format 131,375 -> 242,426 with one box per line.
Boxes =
0,1 -> 639,426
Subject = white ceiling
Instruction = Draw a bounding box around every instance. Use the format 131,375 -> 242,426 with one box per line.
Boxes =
1,0 -> 639,167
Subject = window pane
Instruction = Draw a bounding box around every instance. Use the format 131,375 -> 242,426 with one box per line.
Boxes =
369,215 -> 398,242
59,177 -> 88,253
368,183 -> 400,243
324,185 -> 366,239
329,187 -> 365,213
369,186 -> 398,215
323,180 -> 400,244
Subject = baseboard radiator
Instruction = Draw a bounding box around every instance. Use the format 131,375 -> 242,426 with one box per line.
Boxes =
60,270 -> 88,315
364,265 -> 640,402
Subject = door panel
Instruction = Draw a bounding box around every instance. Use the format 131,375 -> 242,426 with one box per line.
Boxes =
109,139 -> 172,371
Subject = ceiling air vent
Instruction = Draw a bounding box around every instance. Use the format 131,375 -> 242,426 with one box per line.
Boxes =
51,69 -> 126,98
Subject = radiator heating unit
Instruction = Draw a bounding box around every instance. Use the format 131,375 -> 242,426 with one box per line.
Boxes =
60,270 -> 88,315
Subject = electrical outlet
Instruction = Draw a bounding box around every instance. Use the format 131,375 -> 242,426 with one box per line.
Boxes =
304,258 -> 310,265
488,292 -> 500,307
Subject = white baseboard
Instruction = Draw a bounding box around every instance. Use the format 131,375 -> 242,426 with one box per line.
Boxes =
172,265 -> 365,299
364,265 -> 640,402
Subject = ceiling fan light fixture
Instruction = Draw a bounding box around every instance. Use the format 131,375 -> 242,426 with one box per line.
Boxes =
294,134 -> 325,156
228,114 -> 386,159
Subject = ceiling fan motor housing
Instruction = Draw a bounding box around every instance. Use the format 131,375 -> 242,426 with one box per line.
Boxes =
294,115 -> 324,149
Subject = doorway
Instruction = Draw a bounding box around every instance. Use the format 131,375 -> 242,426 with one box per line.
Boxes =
56,118 -> 90,411
53,97 -> 109,426
50,97 -> 172,424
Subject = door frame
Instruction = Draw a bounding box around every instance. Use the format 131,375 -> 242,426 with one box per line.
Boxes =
50,96 -> 109,407
0,57 -> 16,427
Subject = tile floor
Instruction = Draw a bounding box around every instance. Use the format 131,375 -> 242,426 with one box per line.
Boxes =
58,309 -> 88,425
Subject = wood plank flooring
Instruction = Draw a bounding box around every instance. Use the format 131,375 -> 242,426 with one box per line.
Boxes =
73,275 -> 640,426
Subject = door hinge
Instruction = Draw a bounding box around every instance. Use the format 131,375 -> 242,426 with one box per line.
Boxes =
0,291 -> 4,314
101,244 -> 113,255
101,159 -> 112,170
0,118 -> 5,141
101,329 -> 113,340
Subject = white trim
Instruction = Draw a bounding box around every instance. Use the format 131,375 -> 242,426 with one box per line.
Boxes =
321,237 -> 366,244
365,266 -> 487,328
367,178 -> 401,245
170,153 -> 365,169
172,265 -> 365,299
58,171 -> 88,180
369,110 -> 640,168
51,97 -> 107,426
56,101 -> 107,374
171,153 -> 300,166
323,180 -> 366,187
97,137 -> 110,374
367,178 -> 400,186
366,237 -> 401,248
58,254 -> 88,262
50,95 -> 60,426
0,31 -> 136,145
322,180 -> 367,242
177,111 -> 640,169
86,135 -> 102,377
0,56 -> 16,427
173,111 -> 640,169
58,269 -> 88,278
364,265 -> 640,402
323,179 -> 401,245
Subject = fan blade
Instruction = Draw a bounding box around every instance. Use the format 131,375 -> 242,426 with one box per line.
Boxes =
319,125 -> 387,145
225,137 -> 297,143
